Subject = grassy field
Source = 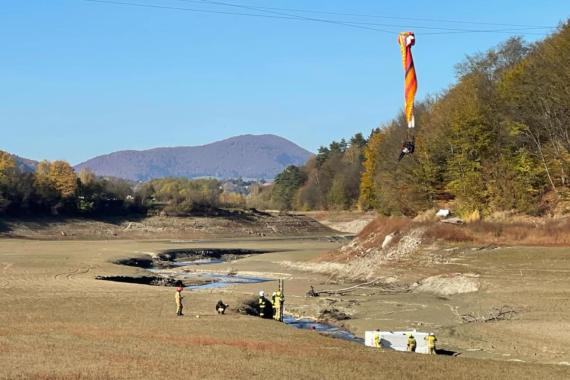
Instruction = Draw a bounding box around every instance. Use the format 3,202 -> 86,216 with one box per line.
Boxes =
0,239 -> 569,379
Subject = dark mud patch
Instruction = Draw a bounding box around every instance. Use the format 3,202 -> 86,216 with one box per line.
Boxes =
155,248 -> 272,267
113,257 -> 154,269
318,308 -> 351,321
114,248 -> 272,270
95,275 -> 212,288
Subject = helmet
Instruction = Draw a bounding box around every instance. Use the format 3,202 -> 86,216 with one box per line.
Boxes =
259,291 -> 264,297
176,287 -> 183,292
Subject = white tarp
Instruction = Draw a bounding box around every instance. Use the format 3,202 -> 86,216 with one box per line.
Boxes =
436,209 -> 451,218
365,330 -> 430,354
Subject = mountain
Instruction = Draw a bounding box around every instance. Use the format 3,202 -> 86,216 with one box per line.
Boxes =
11,154 -> 37,173
74,134 -> 313,181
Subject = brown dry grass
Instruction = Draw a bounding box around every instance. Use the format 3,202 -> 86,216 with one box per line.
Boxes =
356,216 -> 412,241
0,239 -> 569,379
425,218 -> 570,246
347,216 -> 570,249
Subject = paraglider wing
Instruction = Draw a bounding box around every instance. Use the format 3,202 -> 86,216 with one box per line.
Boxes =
398,32 -> 417,128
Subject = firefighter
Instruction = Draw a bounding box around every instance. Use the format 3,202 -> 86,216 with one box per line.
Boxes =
216,300 -> 228,314
407,334 -> 417,352
175,287 -> 184,316
258,291 -> 268,318
425,333 -> 437,355
272,289 -> 284,322
373,329 -> 382,349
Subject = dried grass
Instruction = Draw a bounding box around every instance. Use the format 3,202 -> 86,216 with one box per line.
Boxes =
420,217 -> 570,246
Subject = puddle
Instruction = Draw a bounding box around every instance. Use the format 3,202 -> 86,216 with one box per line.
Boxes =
148,264 -> 272,291
183,273 -> 271,290
170,258 -> 224,266
282,315 -> 364,344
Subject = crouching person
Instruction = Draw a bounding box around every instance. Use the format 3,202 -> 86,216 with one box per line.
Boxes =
216,300 -> 229,314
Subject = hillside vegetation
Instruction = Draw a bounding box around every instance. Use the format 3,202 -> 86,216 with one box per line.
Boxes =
268,23 -> 570,218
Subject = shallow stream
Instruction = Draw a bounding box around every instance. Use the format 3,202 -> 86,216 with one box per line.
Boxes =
155,254 -> 364,344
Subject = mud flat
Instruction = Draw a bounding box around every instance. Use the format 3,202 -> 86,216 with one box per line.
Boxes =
103,247 -> 273,288
0,237 -> 569,379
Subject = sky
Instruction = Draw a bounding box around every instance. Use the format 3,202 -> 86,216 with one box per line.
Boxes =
1,0 -> 568,164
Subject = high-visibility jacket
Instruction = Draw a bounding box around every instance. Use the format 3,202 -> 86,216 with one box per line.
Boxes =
175,291 -> 183,306
425,335 -> 437,347
273,291 -> 284,306
374,333 -> 381,348
407,336 -> 417,348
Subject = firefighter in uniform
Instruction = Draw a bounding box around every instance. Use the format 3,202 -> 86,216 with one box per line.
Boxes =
258,291 -> 268,318
272,289 -> 284,321
175,287 -> 184,316
407,334 -> 417,352
425,333 -> 437,355
373,329 -> 382,349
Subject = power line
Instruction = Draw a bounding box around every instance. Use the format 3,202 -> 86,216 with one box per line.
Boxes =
84,0 -> 555,36
186,0 -> 395,33
191,0 -> 555,29
190,0 -> 551,35
83,0 -> 394,34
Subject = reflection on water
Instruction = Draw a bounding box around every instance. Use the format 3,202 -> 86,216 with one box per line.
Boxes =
149,265 -> 271,291
184,273 -> 271,290
170,258 -> 224,266
283,315 -> 364,344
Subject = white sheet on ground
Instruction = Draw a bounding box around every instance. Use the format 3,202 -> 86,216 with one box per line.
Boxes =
365,331 -> 430,354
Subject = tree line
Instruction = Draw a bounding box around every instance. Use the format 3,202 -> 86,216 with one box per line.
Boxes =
269,22 -> 570,217
0,154 -> 225,217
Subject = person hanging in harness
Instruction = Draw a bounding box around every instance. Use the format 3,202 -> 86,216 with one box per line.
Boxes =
398,140 -> 415,161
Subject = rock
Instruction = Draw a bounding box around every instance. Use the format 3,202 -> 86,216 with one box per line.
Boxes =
441,217 -> 464,225
414,273 -> 480,296
381,233 -> 395,250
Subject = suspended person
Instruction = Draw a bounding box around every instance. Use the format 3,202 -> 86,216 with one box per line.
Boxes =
397,32 -> 419,161
407,334 -> 417,352
398,140 -> 415,161
425,333 -> 437,355
216,300 -> 229,315
175,287 -> 184,316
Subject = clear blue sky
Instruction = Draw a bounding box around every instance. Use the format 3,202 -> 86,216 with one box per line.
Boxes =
1,0 -> 567,164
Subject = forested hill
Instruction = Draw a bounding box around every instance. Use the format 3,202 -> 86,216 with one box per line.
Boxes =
12,155 -> 37,173
268,22 -> 570,217
75,134 -> 312,181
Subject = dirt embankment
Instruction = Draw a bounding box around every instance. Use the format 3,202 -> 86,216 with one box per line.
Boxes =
0,210 -> 335,240
272,216 -> 570,366
302,211 -> 377,234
